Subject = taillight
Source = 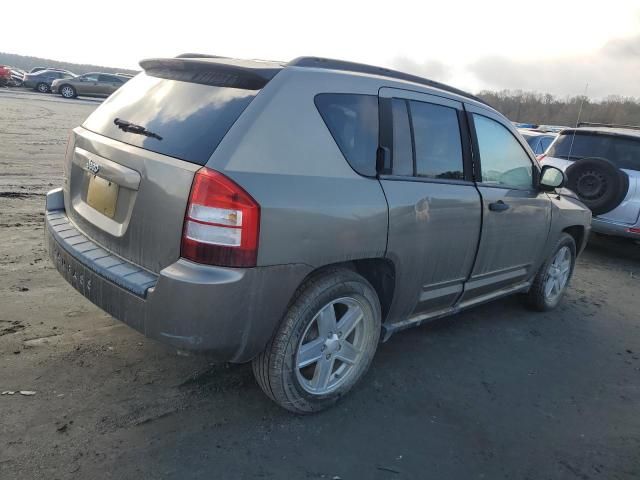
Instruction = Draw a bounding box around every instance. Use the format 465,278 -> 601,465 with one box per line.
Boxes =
628,228 -> 640,235
181,167 -> 260,268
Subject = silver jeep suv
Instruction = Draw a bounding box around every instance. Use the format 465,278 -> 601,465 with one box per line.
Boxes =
45,55 -> 591,413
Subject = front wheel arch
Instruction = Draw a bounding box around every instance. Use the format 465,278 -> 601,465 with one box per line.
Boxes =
563,225 -> 586,254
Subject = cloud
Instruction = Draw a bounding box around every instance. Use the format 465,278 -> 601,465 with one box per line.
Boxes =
390,34 -> 640,99
389,57 -> 453,83
468,34 -> 640,98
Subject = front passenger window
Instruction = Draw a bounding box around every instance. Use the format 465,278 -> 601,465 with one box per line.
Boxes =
474,114 -> 534,189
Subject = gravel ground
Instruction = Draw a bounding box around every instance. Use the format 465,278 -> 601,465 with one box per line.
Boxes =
1,90 -> 639,480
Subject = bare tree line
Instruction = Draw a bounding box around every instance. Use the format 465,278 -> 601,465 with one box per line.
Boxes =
478,90 -> 640,127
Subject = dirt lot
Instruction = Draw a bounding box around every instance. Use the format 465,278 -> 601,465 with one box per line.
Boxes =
1,90 -> 640,480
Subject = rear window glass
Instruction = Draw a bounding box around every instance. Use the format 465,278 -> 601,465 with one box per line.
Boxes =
548,131 -> 640,171
314,93 -> 378,176
409,100 -> 463,180
82,73 -> 258,165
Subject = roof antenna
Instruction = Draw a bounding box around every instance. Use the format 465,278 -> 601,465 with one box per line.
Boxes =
567,83 -> 589,160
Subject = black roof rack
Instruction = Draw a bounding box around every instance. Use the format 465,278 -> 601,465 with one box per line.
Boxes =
577,121 -> 640,131
288,56 -> 488,106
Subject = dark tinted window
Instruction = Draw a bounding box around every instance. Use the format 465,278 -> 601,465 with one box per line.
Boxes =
409,101 -> 463,180
548,131 -> 640,171
315,93 -> 378,176
522,134 -> 537,147
83,72 -> 258,165
391,99 -> 413,176
474,114 -> 533,189
529,138 -> 543,154
540,136 -> 554,152
99,74 -> 123,83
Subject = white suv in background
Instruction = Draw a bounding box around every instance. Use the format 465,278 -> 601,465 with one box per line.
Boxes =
541,123 -> 640,239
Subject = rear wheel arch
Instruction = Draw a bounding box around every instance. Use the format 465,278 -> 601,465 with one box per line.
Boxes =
290,258 -> 396,324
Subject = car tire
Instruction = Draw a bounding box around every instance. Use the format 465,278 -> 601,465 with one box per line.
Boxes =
36,82 -> 49,93
252,268 -> 381,413
524,233 -> 576,311
565,157 -> 629,216
60,85 -> 76,99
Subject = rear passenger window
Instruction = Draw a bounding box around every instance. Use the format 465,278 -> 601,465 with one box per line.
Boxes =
391,99 -> 413,176
409,101 -> 464,180
315,94 -> 378,176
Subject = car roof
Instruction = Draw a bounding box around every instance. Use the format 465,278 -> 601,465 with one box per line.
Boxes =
518,129 -> 557,137
561,126 -> 640,139
163,54 -> 490,107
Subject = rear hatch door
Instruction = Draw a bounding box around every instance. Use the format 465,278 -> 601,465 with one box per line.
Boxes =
64,58 -> 281,273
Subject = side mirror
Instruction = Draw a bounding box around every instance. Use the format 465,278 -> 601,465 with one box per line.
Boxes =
539,165 -> 565,191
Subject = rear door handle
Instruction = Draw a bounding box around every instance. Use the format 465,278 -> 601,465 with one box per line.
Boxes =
489,200 -> 510,212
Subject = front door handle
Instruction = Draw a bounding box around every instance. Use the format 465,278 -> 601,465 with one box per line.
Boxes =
489,200 -> 510,212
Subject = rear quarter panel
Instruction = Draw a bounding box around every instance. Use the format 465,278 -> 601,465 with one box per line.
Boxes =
207,68 -> 389,267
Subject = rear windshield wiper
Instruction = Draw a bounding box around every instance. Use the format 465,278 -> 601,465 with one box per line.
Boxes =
114,118 -> 163,140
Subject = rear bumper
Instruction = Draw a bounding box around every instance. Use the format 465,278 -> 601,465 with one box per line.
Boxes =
592,217 -> 640,239
45,188 -> 311,362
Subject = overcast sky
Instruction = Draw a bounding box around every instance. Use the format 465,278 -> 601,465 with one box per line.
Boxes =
5,0 -> 639,98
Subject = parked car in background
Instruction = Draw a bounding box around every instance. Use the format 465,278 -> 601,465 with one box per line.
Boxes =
8,67 -> 26,87
45,54 -> 590,412
541,122 -> 640,239
0,65 -> 12,86
519,129 -> 558,155
513,122 -> 538,129
51,72 -> 130,98
23,69 -> 76,93
537,125 -> 569,133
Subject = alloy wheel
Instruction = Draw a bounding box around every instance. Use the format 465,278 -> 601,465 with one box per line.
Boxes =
295,297 -> 367,395
61,86 -> 74,98
544,246 -> 572,302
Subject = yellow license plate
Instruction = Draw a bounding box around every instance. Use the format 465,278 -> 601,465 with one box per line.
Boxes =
87,175 -> 119,218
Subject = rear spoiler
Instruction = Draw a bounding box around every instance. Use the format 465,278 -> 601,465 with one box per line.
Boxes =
139,57 -> 283,90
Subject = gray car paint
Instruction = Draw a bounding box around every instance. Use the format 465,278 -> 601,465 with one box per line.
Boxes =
47,59 -> 591,360
376,87 -> 482,323
64,128 -> 200,273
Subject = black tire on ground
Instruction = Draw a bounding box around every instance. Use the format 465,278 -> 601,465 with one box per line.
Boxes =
565,157 -> 629,216
524,233 -> 576,311
60,84 -> 76,99
252,268 -> 381,414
